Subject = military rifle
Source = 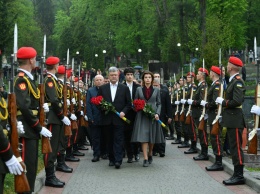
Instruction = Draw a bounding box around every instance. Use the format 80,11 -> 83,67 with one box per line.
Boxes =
39,35 -> 52,154
198,78 -> 208,130
77,65 -> 85,127
8,23 -> 30,193
184,84 -> 194,125
173,74 -> 179,121
179,68 -> 185,122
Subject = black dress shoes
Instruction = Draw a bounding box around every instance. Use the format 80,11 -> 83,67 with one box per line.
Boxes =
135,154 -> 140,161
91,156 -> 100,162
178,142 -> 190,148
65,155 -> 80,162
56,163 -> 73,173
127,158 -> 133,163
171,139 -> 182,144
148,156 -> 153,164
184,148 -> 198,154
78,145 -> 89,150
143,160 -> 149,167
109,161 -> 115,166
193,154 -> 209,161
115,162 -> 121,169
159,153 -> 165,157
45,177 -> 64,188
206,163 -> 224,171
73,150 -> 85,156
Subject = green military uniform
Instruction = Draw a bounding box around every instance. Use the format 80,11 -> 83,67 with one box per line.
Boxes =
44,72 -> 65,187
0,93 -> 12,193
184,83 -> 198,153
221,74 -> 246,166
14,70 -> 42,192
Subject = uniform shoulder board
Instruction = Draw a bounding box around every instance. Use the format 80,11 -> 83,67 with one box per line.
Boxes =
215,85 -> 220,90
18,72 -> 25,77
235,75 -> 241,80
47,74 -> 52,78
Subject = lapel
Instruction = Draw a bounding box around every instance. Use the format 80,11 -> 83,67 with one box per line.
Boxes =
105,83 -> 112,102
113,83 -> 120,102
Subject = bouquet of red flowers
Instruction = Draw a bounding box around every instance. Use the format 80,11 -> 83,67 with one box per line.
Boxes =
133,99 -> 168,129
91,95 -> 130,124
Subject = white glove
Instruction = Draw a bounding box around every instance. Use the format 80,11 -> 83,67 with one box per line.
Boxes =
43,103 -> 49,113
67,99 -> 71,106
17,121 -> 25,134
200,100 -> 208,107
187,99 -> 193,105
70,113 -> 77,120
248,129 -> 257,141
40,127 -> 52,138
81,100 -> 84,106
251,105 -> 260,116
84,115 -> 88,121
80,111 -> 84,116
71,98 -> 76,105
180,99 -> 186,104
5,155 -> 23,175
215,97 -> 224,104
62,116 -> 71,126
175,101 -> 180,105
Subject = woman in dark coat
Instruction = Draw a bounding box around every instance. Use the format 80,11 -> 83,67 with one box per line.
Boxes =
131,71 -> 165,167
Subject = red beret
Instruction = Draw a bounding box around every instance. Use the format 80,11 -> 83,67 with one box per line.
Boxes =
229,57 -> 243,67
198,68 -> 209,76
46,56 -> 60,66
67,69 -> 72,78
74,77 -> 82,82
187,72 -> 195,77
57,65 -> 65,74
17,47 -> 37,59
210,66 -> 221,75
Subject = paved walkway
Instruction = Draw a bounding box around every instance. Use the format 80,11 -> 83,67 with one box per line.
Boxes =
38,141 -> 257,194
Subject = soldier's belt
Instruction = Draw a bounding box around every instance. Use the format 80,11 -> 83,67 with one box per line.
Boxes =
47,103 -> 62,107
224,105 -> 242,109
17,110 -> 38,116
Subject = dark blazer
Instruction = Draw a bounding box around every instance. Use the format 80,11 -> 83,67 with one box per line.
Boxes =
160,89 -> 173,123
86,86 -> 102,125
97,82 -> 132,126
123,82 -> 140,128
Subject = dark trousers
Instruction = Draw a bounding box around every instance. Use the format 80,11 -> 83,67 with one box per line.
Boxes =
175,121 -> 182,140
107,124 -> 124,163
44,124 -> 62,168
227,128 -> 244,166
100,127 -> 109,156
0,174 -> 5,194
124,129 -> 139,159
187,117 -> 198,142
209,125 -> 223,156
58,125 -> 66,155
198,119 -> 208,153
90,125 -> 102,157
20,137 -> 39,192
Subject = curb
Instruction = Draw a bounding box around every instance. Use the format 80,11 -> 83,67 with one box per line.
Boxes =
33,169 -> 45,193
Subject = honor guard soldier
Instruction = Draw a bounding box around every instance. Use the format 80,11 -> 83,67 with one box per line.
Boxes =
203,66 -> 224,171
56,65 -> 74,173
43,57 -> 71,188
216,57 -> 246,185
182,73 -> 198,153
187,68 -> 209,160
14,47 -> 52,193
0,90 -> 24,193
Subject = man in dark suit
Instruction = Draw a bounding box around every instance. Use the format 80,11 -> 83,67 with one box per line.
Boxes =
123,67 -> 140,163
153,78 -> 172,157
97,67 -> 132,169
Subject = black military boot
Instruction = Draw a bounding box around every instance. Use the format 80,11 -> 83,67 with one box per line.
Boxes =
73,144 -> 85,156
178,141 -> 190,148
56,154 -> 73,173
184,141 -> 198,154
206,155 -> 224,171
223,165 -> 245,185
65,147 -> 80,162
45,167 -> 64,188
193,146 -> 209,160
171,137 -> 182,144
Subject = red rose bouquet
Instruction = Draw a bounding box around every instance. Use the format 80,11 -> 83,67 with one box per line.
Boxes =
133,99 -> 168,129
91,95 -> 130,124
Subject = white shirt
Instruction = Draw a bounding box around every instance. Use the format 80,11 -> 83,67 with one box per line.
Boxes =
110,82 -> 118,102
229,73 -> 239,83
18,68 -> 34,80
126,82 -> 133,99
47,72 -> 58,80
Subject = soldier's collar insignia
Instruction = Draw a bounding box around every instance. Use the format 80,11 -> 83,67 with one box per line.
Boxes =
19,83 -> 26,90
47,74 -> 52,78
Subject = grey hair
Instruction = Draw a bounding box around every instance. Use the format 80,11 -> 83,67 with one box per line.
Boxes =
153,78 -> 160,84
94,74 -> 104,80
108,66 -> 118,73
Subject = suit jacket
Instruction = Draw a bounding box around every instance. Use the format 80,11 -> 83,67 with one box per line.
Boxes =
123,82 -> 140,128
98,83 -> 132,126
206,80 -> 220,124
192,81 -> 206,119
160,89 -> 173,123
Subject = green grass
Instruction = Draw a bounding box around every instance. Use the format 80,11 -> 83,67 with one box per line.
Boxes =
246,167 -> 260,172
4,141 -> 45,194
